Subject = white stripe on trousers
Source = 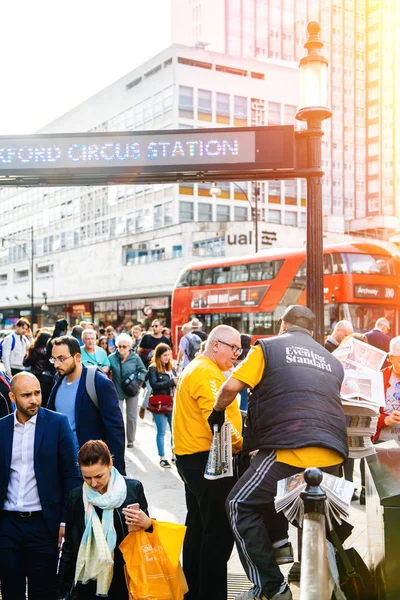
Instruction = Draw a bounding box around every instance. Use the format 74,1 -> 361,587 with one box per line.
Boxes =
228,450 -> 277,594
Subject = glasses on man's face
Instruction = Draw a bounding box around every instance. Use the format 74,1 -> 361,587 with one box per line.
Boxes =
152,324 -> 160,328
49,355 -> 72,365
118,344 -> 128,349
216,339 -> 243,357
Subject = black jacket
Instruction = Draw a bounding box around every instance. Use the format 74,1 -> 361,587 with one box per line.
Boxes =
324,338 -> 339,353
0,376 -> 12,419
244,326 -> 348,459
57,478 -> 149,597
23,346 -> 49,377
148,365 -> 177,396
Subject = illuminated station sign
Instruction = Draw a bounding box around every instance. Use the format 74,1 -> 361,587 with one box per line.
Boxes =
0,126 -> 295,186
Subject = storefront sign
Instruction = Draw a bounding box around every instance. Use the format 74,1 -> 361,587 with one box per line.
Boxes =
93,301 -> 117,312
191,286 -> 269,309
67,302 -> 92,315
354,284 -> 397,300
113,297 -> 170,311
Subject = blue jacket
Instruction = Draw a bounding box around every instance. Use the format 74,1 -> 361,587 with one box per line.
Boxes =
47,365 -> 126,475
0,408 -> 81,536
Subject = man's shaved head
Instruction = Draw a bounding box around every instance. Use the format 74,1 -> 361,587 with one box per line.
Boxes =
10,371 -> 40,394
10,372 -> 42,423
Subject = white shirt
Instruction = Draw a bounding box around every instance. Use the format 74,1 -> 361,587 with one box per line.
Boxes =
3,413 -> 42,512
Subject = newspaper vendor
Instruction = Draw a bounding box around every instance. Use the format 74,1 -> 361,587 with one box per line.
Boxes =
210,305 -> 348,600
173,325 -> 243,600
373,335 -> 400,443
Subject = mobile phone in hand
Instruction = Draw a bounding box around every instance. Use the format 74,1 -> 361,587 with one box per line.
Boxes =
127,503 -> 140,510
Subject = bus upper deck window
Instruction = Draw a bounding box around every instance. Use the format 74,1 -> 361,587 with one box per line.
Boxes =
323,254 -> 333,274
202,269 -> 213,285
213,267 -> 230,285
332,253 -> 347,274
177,271 -> 190,287
231,264 -> 249,283
189,270 -> 202,286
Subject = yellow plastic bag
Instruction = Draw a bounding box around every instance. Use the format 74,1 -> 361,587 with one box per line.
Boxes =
120,520 -> 188,600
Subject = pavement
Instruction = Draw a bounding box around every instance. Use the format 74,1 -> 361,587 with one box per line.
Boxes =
127,412 -> 368,600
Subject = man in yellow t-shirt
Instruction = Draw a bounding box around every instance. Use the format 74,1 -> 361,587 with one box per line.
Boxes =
210,305 -> 347,600
173,324 -> 243,600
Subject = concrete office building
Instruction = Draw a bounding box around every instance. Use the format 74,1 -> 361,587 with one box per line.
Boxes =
0,43 -> 353,330
171,0 -> 399,237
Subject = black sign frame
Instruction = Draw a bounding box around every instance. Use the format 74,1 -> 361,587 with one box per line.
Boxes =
0,126 -> 296,186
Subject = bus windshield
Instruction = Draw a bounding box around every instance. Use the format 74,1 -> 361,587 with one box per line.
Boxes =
325,253 -> 396,276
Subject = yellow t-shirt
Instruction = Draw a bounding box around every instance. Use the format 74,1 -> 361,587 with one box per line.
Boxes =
232,346 -> 343,468
173,355 -> 243,456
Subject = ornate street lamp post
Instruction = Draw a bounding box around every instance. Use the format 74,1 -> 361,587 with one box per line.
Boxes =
296,22 -> 332,345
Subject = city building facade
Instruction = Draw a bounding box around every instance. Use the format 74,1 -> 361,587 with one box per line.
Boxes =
171,0 -> 399,236
0,44 -> 354,330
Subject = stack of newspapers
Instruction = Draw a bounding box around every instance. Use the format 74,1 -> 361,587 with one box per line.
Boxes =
274,472 -> 354,528
204,422 -> 233,480
333,338 -> 386,458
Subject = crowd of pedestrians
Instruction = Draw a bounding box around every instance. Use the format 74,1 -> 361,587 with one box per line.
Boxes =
0,310 -> 397,599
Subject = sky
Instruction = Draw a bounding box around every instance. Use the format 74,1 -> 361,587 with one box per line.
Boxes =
1,0 -> 171,134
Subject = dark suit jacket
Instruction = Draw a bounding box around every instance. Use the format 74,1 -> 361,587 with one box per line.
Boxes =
0,408 -> 81,536
47,365 -> 126,475
365,329 -> 391,353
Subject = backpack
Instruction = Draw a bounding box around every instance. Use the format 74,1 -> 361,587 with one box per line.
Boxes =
187,334 -> 201,361
0,334 -> 16,360
84,365 -> 105,410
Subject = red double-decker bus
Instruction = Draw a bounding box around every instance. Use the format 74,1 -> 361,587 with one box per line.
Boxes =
171,241 -> 400,342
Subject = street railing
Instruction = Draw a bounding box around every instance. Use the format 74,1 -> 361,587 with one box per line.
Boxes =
299,468 -> 330,600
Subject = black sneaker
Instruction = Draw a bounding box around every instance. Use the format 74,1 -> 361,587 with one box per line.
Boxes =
159,459 -> 171,468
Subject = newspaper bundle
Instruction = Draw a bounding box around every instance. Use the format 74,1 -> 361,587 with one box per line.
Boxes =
333,339 -> 386,458
274,472 -> 354,529
204,422 -> 233,480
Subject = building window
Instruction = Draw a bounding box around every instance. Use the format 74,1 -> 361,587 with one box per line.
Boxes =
284,104 -> 297,124
36,264 -> 54,278
172,245 -> 183,258
216,205 -> 230,221
268,209 -> 281,224
268,101 -> 281,124
165,202 -> 173,226
234,96 -> 247,125
151,248 -> 165,262
0,273 -> 7,285
179,86 -> 194,119
154,205 -> 163,228
198,203 -> 212,222
198,89 -> 212,121
164,86 -> 174,114
14,269 -> 29,282
124,248 -> 149,265
216,92 -> 230,124
180,201 -> 194,222
193,237 -> 226,257
284,211 -> 298,226
234,206 -> 248,221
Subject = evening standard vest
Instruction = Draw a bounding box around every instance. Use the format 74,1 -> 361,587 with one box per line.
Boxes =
243,326 -> 348,458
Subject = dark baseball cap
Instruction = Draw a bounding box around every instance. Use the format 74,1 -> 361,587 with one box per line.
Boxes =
281,305 -> 316,330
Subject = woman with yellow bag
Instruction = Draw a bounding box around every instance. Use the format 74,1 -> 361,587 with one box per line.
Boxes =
57,440 -> 152,599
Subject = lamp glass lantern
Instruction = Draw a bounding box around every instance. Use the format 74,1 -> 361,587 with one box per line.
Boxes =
296,21 -> 331,122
